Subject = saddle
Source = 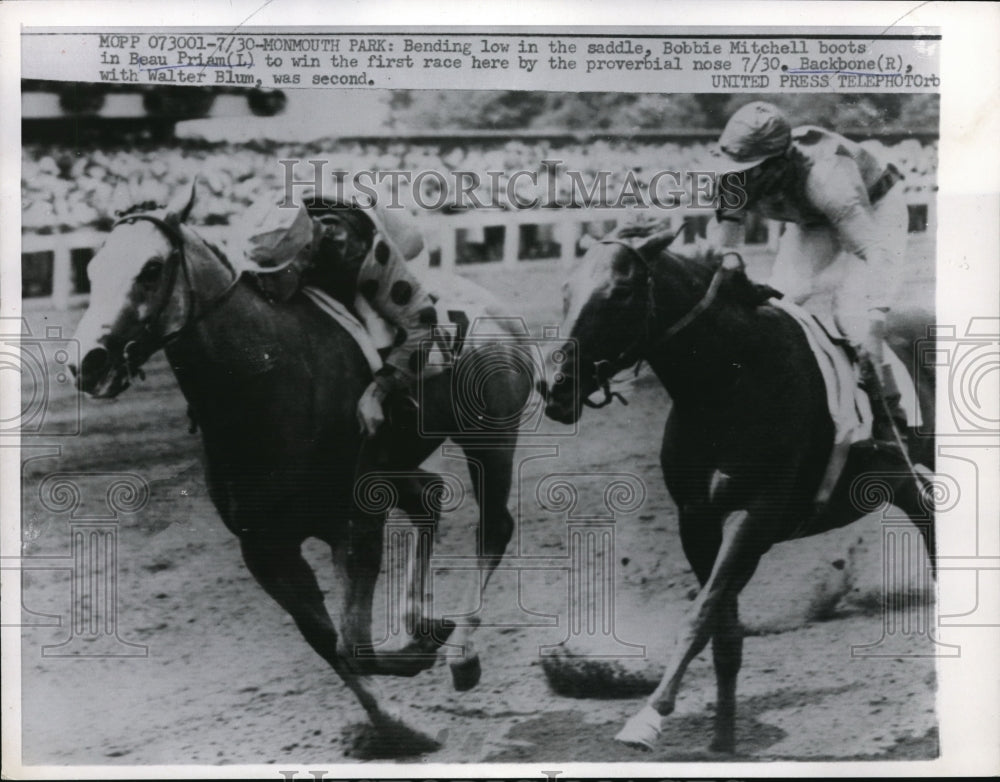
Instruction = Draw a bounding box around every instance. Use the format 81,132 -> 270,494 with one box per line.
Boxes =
769,299 -> 921,504
243,247 -> 310,304
303,271 -> 522,385
276,197 -> 522,381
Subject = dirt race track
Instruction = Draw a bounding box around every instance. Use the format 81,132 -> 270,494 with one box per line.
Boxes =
17,252 -> 940,766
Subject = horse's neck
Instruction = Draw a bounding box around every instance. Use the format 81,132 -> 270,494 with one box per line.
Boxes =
166,231 -> 279,400
649,251 -> 715,320
183,227 -> 236,302
645,253 -> 750,406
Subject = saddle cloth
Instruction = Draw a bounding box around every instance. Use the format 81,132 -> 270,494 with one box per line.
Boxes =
302,286 -> 386,373
303,270 -> 525,378
769,298 -> 921,504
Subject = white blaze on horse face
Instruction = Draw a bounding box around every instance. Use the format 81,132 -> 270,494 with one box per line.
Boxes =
73,222 -> 174,356
563,243 -> 620,335
548,245 -> 618,382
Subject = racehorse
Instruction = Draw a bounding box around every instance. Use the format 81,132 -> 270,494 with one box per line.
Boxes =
70,183 -> 533,750
540,222 -> 935,753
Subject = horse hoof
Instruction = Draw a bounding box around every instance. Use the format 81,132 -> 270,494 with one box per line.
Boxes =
425,617 -> 456,646
614,705 -> 662,750
709,739 -> 735,754
450,655 -> 482,691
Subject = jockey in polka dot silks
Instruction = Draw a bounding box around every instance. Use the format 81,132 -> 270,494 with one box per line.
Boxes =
238,192 -> 439,439
707,100 -> 909,455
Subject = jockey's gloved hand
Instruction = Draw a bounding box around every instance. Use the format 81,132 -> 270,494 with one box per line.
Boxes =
357,381 -> 387,438
857,307 -> 889,367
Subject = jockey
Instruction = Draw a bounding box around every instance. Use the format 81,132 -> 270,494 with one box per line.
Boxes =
238,192 -> 438,439
707,100 -> 909,453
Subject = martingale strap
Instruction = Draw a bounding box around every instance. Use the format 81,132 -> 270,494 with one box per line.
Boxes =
656,251 -> 738,343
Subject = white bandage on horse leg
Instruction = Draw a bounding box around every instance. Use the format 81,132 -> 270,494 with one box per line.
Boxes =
614,704 -> 663,749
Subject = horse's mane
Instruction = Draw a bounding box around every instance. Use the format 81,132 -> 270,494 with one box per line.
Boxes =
698,253 -> 784,309
664,247 -> 782,309
113,200 -> 234,270
611,220 -> 782,310
192,231 -> 232,268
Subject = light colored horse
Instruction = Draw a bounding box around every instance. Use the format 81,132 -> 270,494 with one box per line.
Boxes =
72,183 -> 535,753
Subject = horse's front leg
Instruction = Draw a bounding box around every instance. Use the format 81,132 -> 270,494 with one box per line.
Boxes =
239,534 -> 436,750
615,508 -> 762,751
331,505 -> 382,675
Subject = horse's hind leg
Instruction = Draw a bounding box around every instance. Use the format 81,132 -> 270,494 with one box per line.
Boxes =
447,441 -> 518,692
396,472 -> 437,635
332,488 -> 435,678
340,442 -> 452,677
239,534 -> 435,748
385,469 -> 456,658
888,470 -> 937,578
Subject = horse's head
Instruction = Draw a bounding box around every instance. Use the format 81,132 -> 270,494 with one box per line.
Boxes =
71,181 -> 222,398
541,225 -> 679,425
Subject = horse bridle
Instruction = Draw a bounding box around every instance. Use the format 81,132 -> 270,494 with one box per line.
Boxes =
581,236 -> 742,409
111,212 -> 242,371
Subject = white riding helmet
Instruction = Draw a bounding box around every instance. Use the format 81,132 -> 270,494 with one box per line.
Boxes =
237,199 -> 314,270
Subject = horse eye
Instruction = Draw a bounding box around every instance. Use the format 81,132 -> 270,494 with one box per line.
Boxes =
137,260 -> 164,285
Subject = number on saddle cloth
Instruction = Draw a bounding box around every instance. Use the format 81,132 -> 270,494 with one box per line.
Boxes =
435,310 -> 470,363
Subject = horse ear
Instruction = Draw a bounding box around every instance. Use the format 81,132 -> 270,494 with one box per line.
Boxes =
634,227 -> 681,258
167,178 -> 198,224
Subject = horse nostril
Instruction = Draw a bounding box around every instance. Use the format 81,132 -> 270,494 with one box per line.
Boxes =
80,347 -> 111,382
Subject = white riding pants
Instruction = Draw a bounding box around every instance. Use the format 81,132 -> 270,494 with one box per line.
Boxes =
768,187 -> 909,347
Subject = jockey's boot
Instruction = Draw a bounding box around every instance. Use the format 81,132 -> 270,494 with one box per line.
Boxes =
854,355 -> 908,462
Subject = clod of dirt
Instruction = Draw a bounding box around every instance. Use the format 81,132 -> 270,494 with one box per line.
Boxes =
541,647 -> 658,698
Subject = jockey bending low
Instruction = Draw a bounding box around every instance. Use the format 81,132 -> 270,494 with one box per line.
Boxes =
708,100 -> 909,452
239,194 -> 437,438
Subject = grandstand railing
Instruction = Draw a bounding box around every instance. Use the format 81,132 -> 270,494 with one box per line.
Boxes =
21,194 -> 936,310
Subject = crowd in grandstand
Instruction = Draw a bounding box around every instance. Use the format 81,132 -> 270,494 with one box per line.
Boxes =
22,135 -> 937,233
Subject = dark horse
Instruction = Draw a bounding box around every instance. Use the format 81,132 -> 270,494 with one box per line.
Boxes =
71,184 -> 533,749
541,224 -> 935,753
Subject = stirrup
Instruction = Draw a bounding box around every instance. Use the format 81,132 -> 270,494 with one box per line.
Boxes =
850,436 -> 906,461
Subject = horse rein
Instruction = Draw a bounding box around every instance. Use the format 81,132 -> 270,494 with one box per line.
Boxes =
582,238 -> 742,409
112,212 -> 242,364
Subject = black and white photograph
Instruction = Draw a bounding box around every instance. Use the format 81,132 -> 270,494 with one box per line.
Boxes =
2,3 -> 998,778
